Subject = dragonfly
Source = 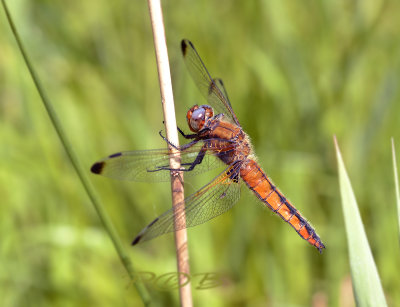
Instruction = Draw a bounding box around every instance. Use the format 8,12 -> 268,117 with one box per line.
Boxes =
91,39 -> 325,253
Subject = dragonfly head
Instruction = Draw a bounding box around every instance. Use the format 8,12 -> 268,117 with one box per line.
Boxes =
187,105 -> 214,132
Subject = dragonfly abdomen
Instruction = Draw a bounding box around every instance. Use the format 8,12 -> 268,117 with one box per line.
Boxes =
240,159 -> 325,253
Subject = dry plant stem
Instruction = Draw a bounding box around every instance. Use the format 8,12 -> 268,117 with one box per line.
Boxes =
1,1 -> 151,305
147,0 -> 193,306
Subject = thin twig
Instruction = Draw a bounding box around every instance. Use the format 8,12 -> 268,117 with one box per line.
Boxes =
147,0 -> 193,306
0,1 -> 151,305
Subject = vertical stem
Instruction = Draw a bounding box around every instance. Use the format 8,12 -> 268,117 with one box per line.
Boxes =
147,0 -> 193,306
0,0 -> 151,305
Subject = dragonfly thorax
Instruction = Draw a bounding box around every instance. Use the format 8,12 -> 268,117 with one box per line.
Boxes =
187,104 -> 214,132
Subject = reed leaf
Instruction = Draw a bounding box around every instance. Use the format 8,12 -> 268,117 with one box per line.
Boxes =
334,136 -> 387,307
392,138 -> 400,246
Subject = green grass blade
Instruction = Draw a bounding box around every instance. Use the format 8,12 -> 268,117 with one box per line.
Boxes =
334,136 -> 387,307
391,138 -> 400,245
1,1 -> 151,304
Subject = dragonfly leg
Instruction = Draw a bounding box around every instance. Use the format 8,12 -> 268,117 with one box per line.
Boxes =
159,130 -> 179,149
177,127 -> 197,139
147,146 -> 207,173
182,147 -> 206,171
159,130 -> 200,151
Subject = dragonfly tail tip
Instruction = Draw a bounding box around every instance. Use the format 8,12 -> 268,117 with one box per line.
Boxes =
317,242 -> 326,254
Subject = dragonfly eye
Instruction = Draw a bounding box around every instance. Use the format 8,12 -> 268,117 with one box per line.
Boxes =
187,105 -> 214,132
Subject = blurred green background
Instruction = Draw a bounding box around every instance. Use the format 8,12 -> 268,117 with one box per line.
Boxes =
1,0 -> 400,306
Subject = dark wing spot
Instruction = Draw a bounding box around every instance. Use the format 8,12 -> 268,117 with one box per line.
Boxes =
109,152 -> 122,158
91,162 -> 105,174
132,235 -> 142,246
181,39 -> 189,56
131,217 -> 159,246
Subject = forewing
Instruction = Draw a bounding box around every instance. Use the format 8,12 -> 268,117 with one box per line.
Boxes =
181,39 -> 241,126
91,142 -> 230,182
132,162 -> 242,244
214,78 -> 230,102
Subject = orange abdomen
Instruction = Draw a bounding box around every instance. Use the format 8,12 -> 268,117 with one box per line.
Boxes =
240,159 -> 325,252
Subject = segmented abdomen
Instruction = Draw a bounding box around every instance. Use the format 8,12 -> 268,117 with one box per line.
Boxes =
240,159 -> 325,252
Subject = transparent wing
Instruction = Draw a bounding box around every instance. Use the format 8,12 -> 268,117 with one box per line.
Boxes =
132,162 -> 242,244
90,141 -> 233,182
181,39 -> 241,126
214,78 -> 230,103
